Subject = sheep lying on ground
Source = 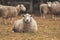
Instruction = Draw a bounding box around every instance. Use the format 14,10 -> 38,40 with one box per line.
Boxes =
0,4 -> 26,24
12,13 -> 38,33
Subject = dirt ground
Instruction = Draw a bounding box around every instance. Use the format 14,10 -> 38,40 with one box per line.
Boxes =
0,15 -> 60,40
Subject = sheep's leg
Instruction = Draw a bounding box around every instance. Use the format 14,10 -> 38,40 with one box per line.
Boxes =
3,17 -> 7,24
43,15 -> 46,19
40,12 -> 45,19
52,15 -> 56,20
52,15 -> 55,19
42,11 -> 47,19
42,14 -> 46,19
9,17 -> 13,24
41,14 -> 43,18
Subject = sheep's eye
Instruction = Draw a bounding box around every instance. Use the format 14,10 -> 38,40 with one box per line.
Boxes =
30,15 -> 32,17
23,15 -> 26,17
20,5 -> 21,7
23,15 -> 24,17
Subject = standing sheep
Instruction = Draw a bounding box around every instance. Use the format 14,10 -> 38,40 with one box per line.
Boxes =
53,1 -> 60,4
12,13 -> 38,33
40,3 -> 49,18
47,1 -> 60,19
0,4 -> 26,24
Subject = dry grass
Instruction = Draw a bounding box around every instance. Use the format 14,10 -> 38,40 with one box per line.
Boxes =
0,15 -> 60,40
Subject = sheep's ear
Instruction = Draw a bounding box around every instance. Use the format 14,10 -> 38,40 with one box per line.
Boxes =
17,5 -> 20,7
21,14 -> 24,17
23,15 -> 25,17
22,15 -> 24,17
30,15 -> 32,17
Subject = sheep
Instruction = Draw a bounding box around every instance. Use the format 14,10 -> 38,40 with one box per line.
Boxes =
12,13 -> 38,33
40,1 -> 60,19
47,1 -> 60,19
0,4 -> 26,24
40,2 -> 59,19
40,3 -> 49,18
53,1 -> 60,4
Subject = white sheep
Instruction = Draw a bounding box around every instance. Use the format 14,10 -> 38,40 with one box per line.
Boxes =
0,4 -> 26,24
12,13 -> 38,33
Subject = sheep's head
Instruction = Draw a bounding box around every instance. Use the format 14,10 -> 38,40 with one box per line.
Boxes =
20,4 -> 26,11
53,1 -> 60,4
23,13 -> 32,23
17,4 -> 26,11
47,2 -> 52,7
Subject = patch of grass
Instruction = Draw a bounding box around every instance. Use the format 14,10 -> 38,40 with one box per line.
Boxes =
0,16 -> 60,40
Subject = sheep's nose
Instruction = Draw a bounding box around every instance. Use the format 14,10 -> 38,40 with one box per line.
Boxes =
26,20 -> 28,21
